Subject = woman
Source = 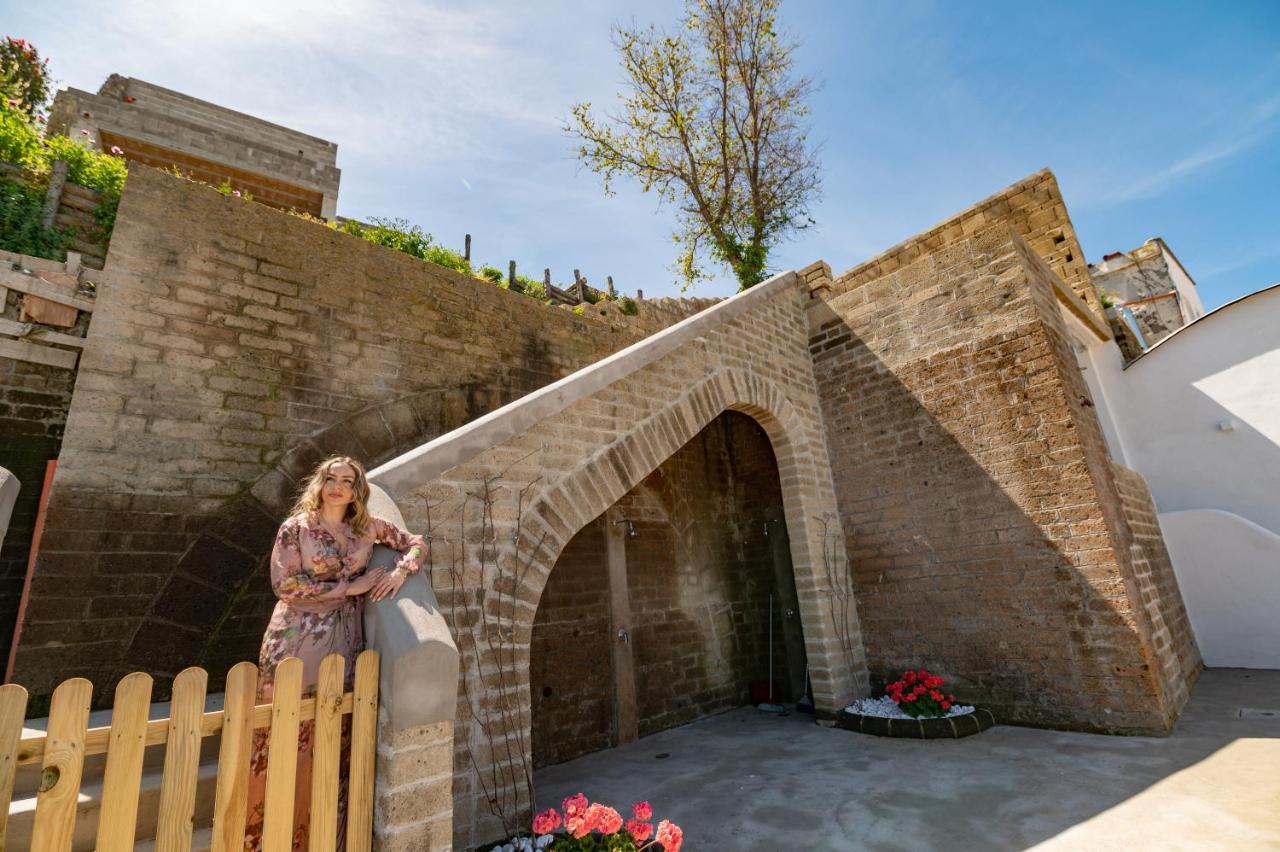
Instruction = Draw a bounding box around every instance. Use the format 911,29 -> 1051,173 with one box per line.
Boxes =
245,455 -> 427,851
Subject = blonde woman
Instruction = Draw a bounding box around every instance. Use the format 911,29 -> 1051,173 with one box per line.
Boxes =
245,455 -> 427,851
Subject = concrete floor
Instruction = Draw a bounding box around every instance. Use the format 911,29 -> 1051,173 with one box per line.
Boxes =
535,669 -> 1280,850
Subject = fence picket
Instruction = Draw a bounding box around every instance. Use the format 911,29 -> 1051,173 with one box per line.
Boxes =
0,683 -> 29,850
30,677 -> 92,852
263,657 -> 303,851
94,672 -> 153,852
156,667 -> 208,852
210,662 -> 258,852
308,654 -> 345,852
345,651 -> 379,852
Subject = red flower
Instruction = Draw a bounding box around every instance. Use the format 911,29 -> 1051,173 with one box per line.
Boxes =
655,819 -> 684,852
563,793 -> 588,817
941,701 -> 951,710
82,111 -> 91,118
532,808 -> 561,835
948,694 -> 955,702
633,801 -> 653,821
124,95 -> 136,104
904,671 -> 917,683
626,818 -> 653,841
586,803 -> 623,835
930,690 -> 943,701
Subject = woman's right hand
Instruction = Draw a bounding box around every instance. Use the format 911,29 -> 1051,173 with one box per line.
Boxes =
345,567 -> 387,597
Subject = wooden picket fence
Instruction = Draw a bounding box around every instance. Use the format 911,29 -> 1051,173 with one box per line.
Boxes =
0,651 -> 379,852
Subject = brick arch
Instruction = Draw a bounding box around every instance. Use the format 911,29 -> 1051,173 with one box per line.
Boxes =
514,367 -> 863,716
122,384 -> 506,687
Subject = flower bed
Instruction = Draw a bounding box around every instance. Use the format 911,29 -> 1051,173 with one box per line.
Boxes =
492,794 -> 682,852
837,669 -> 995,739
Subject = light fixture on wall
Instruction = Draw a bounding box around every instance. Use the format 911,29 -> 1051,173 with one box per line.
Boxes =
613,517 -> 636,538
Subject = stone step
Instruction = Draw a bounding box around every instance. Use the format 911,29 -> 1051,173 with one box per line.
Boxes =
6,760 -> 220,851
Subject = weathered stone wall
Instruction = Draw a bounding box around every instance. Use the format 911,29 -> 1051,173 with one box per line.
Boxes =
807,223 -> 1196,734
809,168 -> 1103,322
530,518 -> 613,768
530,412 -> 799,768
10,165 -> 705,710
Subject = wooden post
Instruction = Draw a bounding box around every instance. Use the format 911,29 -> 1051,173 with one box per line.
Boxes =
41,160 -> 69,230
605,510 -> 638,745
544,268 -> 551,288
607,276 -> 615,297
464,234 -> 471,261
508,260 -> 516,288
637,289 -> 644,301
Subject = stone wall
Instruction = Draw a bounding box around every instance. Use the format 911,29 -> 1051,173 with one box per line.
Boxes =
9,165 -> 706,710
531,411 -> 796,769
806,223 -> 1197,734
809,168 -> 1103,322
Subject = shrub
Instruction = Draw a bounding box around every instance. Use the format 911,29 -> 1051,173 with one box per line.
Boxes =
0,37 -> 51,119
339,216 -> 471,275
216,179 -> 254,202
571,304 -> 586,316
478,265 -> 505,284
0,176 -> 68,259
617,296 -> 639,316
885,669 -> 956,718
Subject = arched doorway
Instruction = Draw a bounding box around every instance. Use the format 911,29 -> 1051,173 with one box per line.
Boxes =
531,412 -> 808,767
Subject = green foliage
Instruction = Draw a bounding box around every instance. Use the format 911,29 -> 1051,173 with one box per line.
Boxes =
571,304 -> 586,316
515,274 -> 547,300
1099,289 -> 1117,309
549,830 -> 641,851
338,216 -> 471,275
478,265 -> 505,284
41,134 -> 128,197
617,296 -> 639,316
0,176 -> 68,260
216,179 -> 254,202
0,101 -> 40,168
0,37 -> 51,119
568,0 -> 821,291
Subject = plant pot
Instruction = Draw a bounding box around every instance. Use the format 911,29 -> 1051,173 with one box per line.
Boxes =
835,708 -> 995,739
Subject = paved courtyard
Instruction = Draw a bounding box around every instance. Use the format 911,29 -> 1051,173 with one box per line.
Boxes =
536,669 -> 1280,850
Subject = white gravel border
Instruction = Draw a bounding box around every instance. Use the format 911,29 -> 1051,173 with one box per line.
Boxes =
844,695 -> 976,720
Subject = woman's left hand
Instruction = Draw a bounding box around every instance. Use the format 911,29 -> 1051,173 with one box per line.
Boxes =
369,566 -> 407,602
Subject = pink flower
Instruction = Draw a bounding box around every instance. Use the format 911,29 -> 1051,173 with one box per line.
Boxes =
591,803 -> 624,835
655,819 -> 683,852
232,190 -> 242,197
566,812 -> 594,839
80,129 -> 90,136
531,808 -> 561,835
626,818 -> 653,841
562,793 -> 588,817
5,99 -> 16,108
633,800 -> 653,821
110,145 -> 123,155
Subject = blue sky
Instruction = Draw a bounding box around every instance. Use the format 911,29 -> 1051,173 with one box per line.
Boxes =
10,0 -> 1278,307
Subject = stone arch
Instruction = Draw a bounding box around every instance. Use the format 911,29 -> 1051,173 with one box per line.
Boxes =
514,367 -> 864,716
124,384 -> 509,685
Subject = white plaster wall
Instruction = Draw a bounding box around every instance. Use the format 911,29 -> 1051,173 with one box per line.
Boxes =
1093,285 -> 1280,533
1085,284 -> 1280,668
1160,510 -> 1280,668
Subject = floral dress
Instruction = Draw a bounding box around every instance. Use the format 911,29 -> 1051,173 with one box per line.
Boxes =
244,512 -> 427,852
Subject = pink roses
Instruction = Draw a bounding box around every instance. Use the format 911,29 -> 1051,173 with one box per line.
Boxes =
530,794 -> 681,850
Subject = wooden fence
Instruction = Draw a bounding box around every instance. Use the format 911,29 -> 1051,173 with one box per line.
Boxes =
0,651 -> 379,852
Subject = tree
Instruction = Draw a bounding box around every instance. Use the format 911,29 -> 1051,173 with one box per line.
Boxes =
569,0 -> 820,291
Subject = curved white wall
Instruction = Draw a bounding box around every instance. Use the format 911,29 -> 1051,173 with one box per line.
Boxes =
1092,285 -> 1280,535
1081,285 -> 1280,669
1160,510 -> 1280,669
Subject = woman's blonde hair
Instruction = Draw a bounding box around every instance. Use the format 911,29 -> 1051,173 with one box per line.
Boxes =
291,455 -> 373,537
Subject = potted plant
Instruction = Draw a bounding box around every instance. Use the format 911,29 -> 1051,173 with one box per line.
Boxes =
491,795 -> 683,852
837,669 -> 996,739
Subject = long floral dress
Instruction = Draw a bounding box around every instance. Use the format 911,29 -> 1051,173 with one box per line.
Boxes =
244,512 -> 427,852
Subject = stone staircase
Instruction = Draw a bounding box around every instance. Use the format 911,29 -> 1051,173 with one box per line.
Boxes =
7,696 -> 224,850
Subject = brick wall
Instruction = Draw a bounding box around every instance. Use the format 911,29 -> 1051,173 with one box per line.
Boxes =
10,165 -> 709,710
807,223 -> 1195,734
531,412 -> 799,767
530,518 -> 613,767
814,168 -> 1103,322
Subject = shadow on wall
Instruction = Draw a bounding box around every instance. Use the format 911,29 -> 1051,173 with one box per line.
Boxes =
530,413 -> 803,769
807,231 -> 1199,735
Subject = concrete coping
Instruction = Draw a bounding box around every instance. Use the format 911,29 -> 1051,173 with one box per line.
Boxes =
363,485 -> 459,731
369,269 -> 800,494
